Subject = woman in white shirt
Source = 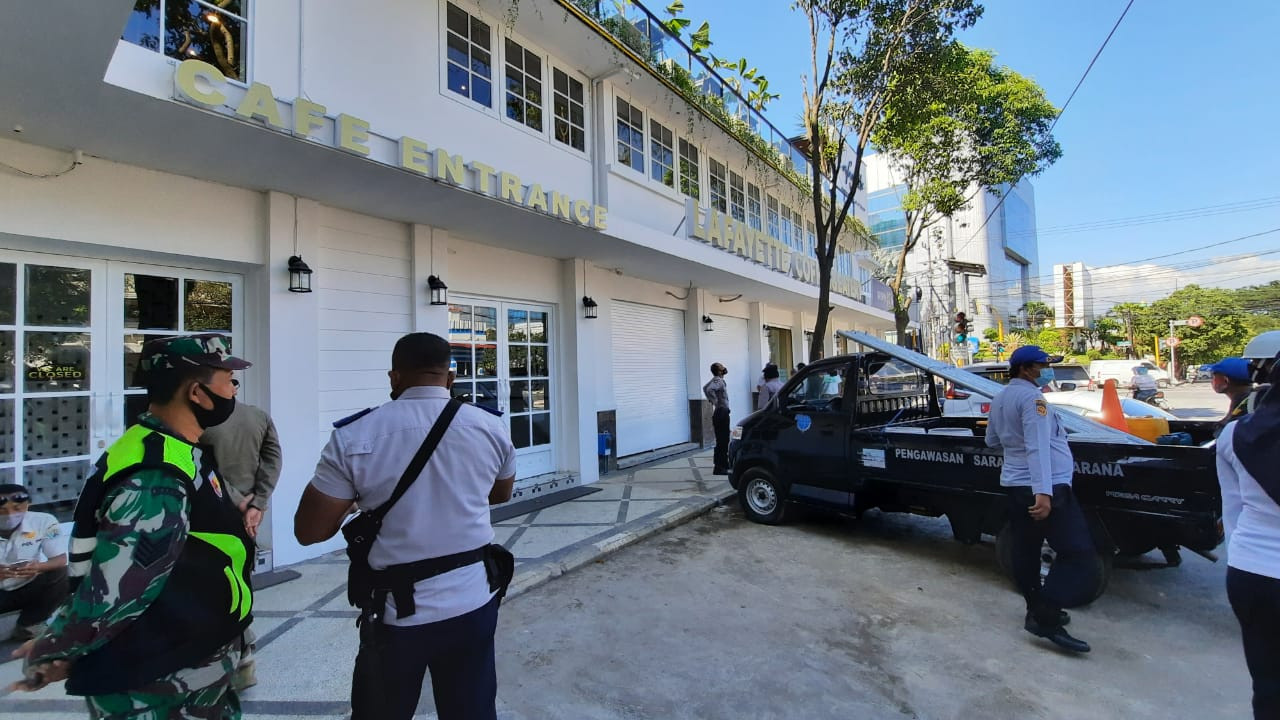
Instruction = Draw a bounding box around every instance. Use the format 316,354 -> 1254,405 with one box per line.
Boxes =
1217,355 -> 1280,719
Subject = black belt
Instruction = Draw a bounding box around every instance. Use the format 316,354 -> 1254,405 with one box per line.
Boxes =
369,546 -> 487,619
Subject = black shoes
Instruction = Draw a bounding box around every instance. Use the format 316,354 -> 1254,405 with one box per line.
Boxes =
1025,612 -> 1090,653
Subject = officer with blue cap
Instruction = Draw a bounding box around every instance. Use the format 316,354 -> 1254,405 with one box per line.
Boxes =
1208,357 -> 1254,435
986,345 -> 1094,653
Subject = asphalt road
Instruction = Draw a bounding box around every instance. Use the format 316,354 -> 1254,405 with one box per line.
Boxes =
494,505 -> 1249,720
1161,381 -> 1230,420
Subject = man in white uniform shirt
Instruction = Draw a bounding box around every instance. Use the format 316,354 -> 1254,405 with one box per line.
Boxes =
294,333 -> 515,720
0,484 -> 68,642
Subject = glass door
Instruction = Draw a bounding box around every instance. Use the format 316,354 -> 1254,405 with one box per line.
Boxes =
448,298 -> 555,482
108,265 -> 241,439
0,254 -> 107,518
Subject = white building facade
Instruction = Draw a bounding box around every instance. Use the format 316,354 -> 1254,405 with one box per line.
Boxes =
0,0 -> 892,567
864,151 -> 1040,350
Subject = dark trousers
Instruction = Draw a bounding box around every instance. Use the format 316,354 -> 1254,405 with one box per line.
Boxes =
712,407 -> 731,471
0,566 -> 69,627
1227,566 -> 1280,719
1006,485 -> 1096,622
352,593 -> 500,720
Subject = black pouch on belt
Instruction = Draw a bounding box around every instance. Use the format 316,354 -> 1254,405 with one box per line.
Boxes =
484,543 -> 516,602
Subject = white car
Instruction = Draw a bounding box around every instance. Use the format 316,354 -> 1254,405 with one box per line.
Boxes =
1089,359 -> 1171,389
1043,390 -> 1178,421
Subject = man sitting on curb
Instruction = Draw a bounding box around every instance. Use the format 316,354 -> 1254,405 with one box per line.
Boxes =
0,484 -> 68,642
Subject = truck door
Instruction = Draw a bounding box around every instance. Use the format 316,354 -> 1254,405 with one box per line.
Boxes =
772,362 -> 854,503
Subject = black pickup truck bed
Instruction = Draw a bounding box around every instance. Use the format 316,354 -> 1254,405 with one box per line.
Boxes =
727,333 -> 1222,605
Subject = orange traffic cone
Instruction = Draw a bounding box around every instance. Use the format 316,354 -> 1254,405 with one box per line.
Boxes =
1099,379 -> 1131,434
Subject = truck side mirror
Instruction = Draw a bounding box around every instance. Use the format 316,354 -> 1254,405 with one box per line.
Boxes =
1058,382 -> 1077,392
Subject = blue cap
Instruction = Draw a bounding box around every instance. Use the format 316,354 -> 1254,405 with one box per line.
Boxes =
1008,345 -> 1063,366
1207,357 -> 1251,384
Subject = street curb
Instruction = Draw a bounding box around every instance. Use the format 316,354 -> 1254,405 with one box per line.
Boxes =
504,486 -> 737,601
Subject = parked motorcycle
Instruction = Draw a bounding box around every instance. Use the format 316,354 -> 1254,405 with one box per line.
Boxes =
1132,388 -> 1170,410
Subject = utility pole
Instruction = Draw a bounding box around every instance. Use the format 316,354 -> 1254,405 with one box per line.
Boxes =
1124,309 -> 1136,359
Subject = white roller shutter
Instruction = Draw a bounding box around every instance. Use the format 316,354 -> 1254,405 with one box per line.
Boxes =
707,315 -> 751,420
612,301 -> 689,456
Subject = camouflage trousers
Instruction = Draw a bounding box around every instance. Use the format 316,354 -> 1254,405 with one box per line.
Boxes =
85,641 -> 241,720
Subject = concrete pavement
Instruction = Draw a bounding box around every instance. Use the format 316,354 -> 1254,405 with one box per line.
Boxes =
1,449 -> 731,718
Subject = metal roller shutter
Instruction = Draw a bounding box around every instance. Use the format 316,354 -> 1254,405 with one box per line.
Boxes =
707,315 -> 751,420
612,301 -> 689,456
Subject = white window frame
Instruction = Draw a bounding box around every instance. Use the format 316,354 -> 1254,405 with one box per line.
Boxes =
806,219 -> 817,257
780,204 -> 793,248
502,35 -> 545,135
615,97 -> 645,175
678,138 -> 701,200
729,171 -> 746,222
442,1 -> 495,110
747,184 -> 762,231
708,159 -> 728,213
551,66 -> 588,154
123,0 -> 252,84
649,119 -> 675,188
766,195 -> 780,239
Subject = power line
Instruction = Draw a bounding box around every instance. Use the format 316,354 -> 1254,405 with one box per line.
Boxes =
951,0 -> 1136,258
1001,195 -> 1280,240
973,226 -> 1280,291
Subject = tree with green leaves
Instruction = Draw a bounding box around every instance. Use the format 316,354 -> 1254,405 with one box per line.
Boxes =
1022,300 -> 1054,329
795,0 -> 983,362
872,44 -> 1060,342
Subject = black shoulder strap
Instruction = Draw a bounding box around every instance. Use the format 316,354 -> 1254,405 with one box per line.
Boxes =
371,399 -> 462,522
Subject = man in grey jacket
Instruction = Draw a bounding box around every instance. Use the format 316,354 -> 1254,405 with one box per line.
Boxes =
202,396 -> 282,540
200,395 -> 283,692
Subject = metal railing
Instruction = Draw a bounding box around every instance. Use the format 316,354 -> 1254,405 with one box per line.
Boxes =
565,0 -> 813,180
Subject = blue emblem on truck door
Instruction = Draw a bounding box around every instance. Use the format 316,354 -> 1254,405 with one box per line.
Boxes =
796,414 -> 812,432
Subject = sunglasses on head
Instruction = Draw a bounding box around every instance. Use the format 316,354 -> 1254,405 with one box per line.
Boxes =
0,494 -> 31,506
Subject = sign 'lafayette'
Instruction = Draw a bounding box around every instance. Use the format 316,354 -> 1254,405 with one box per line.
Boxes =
173,60 -> 607,230
684,201 -> 863,298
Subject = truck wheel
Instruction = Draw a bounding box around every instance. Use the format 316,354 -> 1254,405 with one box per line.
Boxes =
738,467 -> 788,525
995,525 -> 1113,607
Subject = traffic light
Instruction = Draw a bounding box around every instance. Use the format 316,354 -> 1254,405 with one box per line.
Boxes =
954,312 -> 971,343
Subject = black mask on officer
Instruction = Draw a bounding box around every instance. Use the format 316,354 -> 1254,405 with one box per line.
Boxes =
192,383 -> 236,428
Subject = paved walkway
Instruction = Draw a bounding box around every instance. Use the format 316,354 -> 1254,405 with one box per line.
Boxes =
1,449 -> 731,718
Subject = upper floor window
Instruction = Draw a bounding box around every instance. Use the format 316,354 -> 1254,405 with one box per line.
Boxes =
747,184 -> 763,231
780,204 -> 793,248
708,159 -> 728,214
678,139 -> 700,199
504,39 -> 543,131
123,0 -> 249,81
766,196 -> 780,239
806,219 -> 817,257
552,69 -> 586,151
616,99 -> 645,173
650,120 -> 675,187
729,171 -> 746,222
446,3 -> 493,107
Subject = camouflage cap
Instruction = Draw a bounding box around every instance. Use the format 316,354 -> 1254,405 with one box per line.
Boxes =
138,334 -> 251,373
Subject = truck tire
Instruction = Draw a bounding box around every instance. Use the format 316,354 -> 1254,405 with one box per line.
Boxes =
995,524 -> 1113,607
738,467 -> 788,525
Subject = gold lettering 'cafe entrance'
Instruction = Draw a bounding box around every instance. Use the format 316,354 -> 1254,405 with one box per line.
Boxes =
0,250 -> 242,517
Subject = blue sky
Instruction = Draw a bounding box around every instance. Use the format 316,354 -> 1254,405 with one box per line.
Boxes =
683,0 -> 1280,301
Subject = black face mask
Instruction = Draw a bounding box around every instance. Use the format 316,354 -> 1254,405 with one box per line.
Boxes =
192,383 -> 237,429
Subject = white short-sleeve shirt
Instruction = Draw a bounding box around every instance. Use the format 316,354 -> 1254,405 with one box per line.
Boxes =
1,510 -> 66,591
310,386 -> 517,626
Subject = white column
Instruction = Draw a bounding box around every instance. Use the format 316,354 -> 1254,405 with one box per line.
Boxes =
562,258 -> 598,484
263,193 -> 333,566
411,225 -> 449,336
793,310 -> 808,368
685,288 -> 710,399
748,301 -> 766,389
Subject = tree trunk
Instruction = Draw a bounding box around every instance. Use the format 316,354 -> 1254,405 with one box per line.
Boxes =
894,308 -> 911,346
808,263 -> 833,363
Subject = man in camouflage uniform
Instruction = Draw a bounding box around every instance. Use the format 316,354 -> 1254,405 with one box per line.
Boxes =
9,334 -> 255,720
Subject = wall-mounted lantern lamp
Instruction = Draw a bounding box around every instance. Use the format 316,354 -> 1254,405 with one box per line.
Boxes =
582,296 -> 599,319
287,255 -> 313,293
427,275 -> 448,306
702,315 -> 714,332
